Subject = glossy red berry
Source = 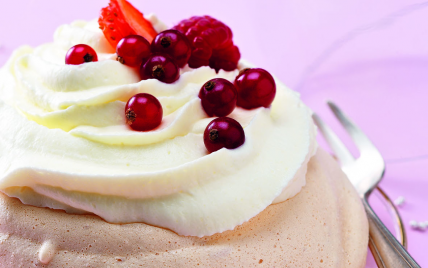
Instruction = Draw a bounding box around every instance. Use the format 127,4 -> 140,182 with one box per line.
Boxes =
209,45 -> 240,72
199,78 -> 237,117
65,44 -> 98,65
173,16 -> 240,71
125,93 -> 163,131
151,30 -> 192,68
234,68 -> 276,109
204,117 -> 245,153
98,0 -> 157,47
116,35 -> 151,67
139,54 -> 180,84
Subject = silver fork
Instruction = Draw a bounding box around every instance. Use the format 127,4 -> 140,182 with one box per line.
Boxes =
312,101 -> 420,268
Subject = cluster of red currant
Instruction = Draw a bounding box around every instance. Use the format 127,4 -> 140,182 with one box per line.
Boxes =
64,39 -> 275,152
201,68 -> 276,152
65,29 -> 191,84
64,0 -> 275,153
123,68 -> 276,153
64,42 -> 276,153
97,0 -> 240,72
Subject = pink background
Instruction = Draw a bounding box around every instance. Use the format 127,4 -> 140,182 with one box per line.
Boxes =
1,0 -> 427,266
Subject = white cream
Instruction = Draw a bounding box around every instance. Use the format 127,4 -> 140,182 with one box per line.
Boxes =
0,18 -> 317,237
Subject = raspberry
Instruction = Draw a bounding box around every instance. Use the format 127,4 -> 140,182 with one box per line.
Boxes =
173,16 -> 240,71
210,44 -> 240,73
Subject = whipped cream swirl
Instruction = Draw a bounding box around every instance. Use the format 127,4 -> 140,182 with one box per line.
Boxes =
0,18 -> 317,237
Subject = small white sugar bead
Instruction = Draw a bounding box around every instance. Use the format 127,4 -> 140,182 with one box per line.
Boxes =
394,196 -> 405,206
410,220 -> 419,229
418,222 -> 428,230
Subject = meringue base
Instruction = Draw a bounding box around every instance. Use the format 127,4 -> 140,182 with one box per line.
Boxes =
0,149 -> 368,267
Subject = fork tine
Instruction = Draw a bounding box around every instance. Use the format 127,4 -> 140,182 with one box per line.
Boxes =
312,113 -> 355,165
327,101 -> 380,155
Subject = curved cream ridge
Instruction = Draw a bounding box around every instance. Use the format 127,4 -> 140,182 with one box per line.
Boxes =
0,18 -> 317,237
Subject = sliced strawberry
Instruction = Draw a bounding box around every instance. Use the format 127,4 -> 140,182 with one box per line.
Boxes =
99,1 -> 134,47
117,0 -> 158,42
98,0 -> 157,48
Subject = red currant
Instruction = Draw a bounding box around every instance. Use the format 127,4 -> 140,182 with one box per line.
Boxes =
234,68 -> 276,109
116,35 -> 151,67
65,44 -> 98,65
151,30 -> 192,68
204,117 -> 245,153
125,93 -> 163,131
198,78 -> 237,117
140,53 -> 180,84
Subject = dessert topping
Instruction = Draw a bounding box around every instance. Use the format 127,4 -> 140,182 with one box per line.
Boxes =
99,0 -> 157,48
151,30 -> 192,68
139,53 -> 180,84
116,35 -> 151,67
125,93 -> 163,131
204,117 -> 245,153
209,44 -> 241,72
199,78 -> 237,117
65,44 -> 98,65
173,16 -> 240,71
234,68 -> 276,109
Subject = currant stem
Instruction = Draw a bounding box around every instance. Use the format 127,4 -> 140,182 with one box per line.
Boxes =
209,129 -> 219,141
204,81 -> 215,91
160,37 -> 172,48
152,65 -> 165,79
117,56 -> 125,64
83,53 -> 94,62
125,109 -> 137,125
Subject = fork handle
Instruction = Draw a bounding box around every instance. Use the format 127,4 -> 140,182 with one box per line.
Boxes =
362,198 -> 420,268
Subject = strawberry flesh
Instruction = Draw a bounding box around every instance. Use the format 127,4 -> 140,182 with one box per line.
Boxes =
99,0 -> 157,48
117,0 -> 157,42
